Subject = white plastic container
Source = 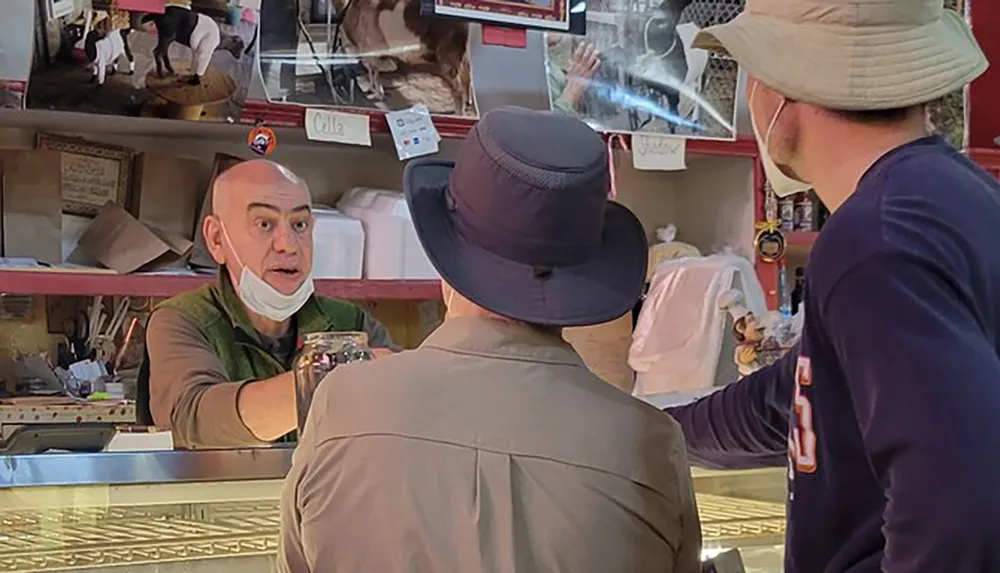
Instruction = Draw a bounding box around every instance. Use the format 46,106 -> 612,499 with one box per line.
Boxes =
311,207 -> 365,279
336,188 -> 438,280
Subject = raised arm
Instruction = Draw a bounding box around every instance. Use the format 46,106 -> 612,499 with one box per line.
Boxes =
665,347 -> 795,470
824,252 -> 1000,571
146,307 -> 292,447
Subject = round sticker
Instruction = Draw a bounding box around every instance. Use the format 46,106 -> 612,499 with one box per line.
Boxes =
754,221 -> 786,263
248,124 -> 276,156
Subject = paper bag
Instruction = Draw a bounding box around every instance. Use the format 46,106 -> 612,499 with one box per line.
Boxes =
563,313 -> 635,392
130,153 -> 201,240
2,150 -> 62,263
190,153 -> 243,268
74,202 -> 192,273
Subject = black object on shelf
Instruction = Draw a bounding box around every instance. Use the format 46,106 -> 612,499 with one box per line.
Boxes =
0,424 -> 116,455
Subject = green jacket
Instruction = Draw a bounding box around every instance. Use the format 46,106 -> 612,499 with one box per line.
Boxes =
136,273 -> 367,427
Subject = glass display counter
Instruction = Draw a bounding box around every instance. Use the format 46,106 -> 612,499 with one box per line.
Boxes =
0,450 -> 786,572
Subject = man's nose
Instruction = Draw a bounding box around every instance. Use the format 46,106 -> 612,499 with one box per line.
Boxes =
271,222 -> 299,254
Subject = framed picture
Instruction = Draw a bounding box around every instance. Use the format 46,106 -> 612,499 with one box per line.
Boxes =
37,133 -> 135,217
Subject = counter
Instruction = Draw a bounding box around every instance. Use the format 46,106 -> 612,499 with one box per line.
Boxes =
0,449 -> 786,572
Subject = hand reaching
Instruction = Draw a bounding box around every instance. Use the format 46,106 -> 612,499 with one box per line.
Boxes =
560,42 -> 601,109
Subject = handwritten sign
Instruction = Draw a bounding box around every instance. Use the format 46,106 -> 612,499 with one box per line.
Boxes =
61,153 -> 123,211
304,108 -> 372,147
632,133 -> 687,171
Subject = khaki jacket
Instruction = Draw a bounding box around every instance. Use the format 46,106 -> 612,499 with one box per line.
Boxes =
279,316 -> 701,573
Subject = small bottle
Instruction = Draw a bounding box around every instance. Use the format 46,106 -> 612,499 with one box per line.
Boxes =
777,262 -> 793,317
779,196 -> 796,232
794,192 -> 814,231
293,331 -> 373,436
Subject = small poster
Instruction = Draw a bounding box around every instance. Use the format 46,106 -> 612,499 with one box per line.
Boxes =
545,0 -> 740,140
27,1 -> 261,123
258,0 -> 478,118
429,0 -> 570,31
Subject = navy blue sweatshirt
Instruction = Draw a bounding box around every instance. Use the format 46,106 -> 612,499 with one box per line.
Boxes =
668,137 -> 1000,572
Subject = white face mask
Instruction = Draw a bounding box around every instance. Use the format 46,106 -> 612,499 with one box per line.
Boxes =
221,224 -> 314,322
749,82 -> 811,198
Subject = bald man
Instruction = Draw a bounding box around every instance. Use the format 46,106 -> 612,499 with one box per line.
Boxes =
138,160 -> 398,449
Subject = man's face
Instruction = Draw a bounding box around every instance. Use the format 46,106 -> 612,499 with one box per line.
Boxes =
746,75 -> 805,181
208,176 -> 314,296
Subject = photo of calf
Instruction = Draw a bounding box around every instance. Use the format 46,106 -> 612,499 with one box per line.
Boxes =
28,0 -> 259,122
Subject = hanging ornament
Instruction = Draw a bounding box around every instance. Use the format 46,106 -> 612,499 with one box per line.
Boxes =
754,220 -> 786,263
248,121 -> 276,156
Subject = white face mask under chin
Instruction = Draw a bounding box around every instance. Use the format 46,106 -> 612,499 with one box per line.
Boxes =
749,83 -> 811,198
221,225 -> 314,322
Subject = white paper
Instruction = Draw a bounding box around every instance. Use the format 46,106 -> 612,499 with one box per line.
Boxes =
386,104 -> 440,161
632,134 -> 687,171
304,108 -> 372,147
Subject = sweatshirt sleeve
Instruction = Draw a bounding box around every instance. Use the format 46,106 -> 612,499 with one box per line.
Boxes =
822,252 -> 1000,572
665,348 -> 795,470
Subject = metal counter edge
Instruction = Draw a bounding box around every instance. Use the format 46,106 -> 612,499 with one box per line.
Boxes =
0,447 -> 295,488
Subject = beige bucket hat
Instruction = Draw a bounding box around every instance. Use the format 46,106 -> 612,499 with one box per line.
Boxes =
692,0 -> 988,110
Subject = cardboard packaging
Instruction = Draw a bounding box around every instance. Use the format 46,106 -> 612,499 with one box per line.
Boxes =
129,153 -> 201,240
72,202 -> 192,273
189,152 -> 243,269
1,150 -> 62,264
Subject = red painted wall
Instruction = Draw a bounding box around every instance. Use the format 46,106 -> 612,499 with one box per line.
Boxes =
968,1 -> 999,149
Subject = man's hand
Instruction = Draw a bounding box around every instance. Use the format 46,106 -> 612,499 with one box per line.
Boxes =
559,42 -> 601,109
371,347 -> 394,358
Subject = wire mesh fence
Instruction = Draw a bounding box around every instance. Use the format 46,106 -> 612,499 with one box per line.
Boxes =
673,0 -> 744,139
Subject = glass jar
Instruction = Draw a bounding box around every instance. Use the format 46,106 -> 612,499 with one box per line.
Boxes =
293,331 -> 373,435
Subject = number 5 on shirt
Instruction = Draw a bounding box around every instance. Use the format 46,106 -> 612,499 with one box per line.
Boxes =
791,356 -> 818,473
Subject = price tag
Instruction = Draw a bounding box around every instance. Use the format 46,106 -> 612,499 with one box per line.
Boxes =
304,108 -> 372,147
632,133 -> 687,171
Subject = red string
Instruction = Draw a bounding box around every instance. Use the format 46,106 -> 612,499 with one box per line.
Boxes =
606,134 -> 630,199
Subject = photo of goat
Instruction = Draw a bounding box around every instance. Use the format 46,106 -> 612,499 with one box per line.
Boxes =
258,0 -> 478,118
28,1 -> 259,122
545,0 -> 739,140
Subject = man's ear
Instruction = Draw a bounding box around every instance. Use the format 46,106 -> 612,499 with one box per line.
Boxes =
203,215 -> 227,266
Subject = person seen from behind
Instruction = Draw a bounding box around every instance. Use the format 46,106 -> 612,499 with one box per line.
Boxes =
278,106 -> 702,573
664,0 -> 1000,571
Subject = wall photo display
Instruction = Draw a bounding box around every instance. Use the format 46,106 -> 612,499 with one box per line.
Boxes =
545,0 -> 740,140
37,134 -> 134,218
423,0 -> 570,32
0,0 -> 36,109
28,0 -> 261,123
258,0 -> 478,118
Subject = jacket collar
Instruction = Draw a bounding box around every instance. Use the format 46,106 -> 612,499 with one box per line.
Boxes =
214,266 -> 335,345
421,316 -> 586,367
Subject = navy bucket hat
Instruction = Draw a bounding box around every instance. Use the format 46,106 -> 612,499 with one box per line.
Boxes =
403,106 -> 648,327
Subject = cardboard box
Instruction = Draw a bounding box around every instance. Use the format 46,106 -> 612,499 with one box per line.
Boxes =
189,152 -> 243,269
129,153 -> 201,240
72,202 -> 192,273
1,150 -> 62,263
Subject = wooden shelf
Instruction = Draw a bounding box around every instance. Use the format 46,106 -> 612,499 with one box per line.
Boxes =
239,100 -> 762,157
0,270 -> 441,300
